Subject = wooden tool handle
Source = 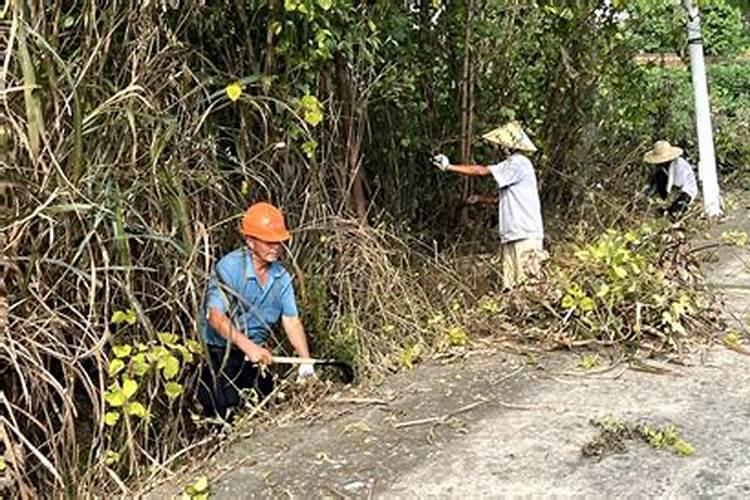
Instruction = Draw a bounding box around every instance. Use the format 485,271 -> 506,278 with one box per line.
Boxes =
271,356 -> 320,365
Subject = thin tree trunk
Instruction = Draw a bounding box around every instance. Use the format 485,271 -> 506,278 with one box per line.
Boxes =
459,0 -> 476,165
335,52 -> 368,222
459,0 -> 476,202
263,0 -> 276,93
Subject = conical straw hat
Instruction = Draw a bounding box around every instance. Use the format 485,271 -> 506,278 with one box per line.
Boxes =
481,121 -> 537,152
643,140 -> 683,164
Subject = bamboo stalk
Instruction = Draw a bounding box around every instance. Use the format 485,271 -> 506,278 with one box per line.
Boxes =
14,1 -> 45,163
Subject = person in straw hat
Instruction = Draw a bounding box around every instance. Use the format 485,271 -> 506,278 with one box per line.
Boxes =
642,140 -> 698,219
431,120 -> 546,288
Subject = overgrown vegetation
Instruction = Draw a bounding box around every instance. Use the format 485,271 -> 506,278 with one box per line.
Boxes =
1,0 -> 747,496
582,417 -> 696,460
552,221 -> 709,353
628,0 -> 748,56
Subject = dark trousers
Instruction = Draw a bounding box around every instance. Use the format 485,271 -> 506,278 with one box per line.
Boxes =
196,345 -> 274,419
668,191 -> 692,219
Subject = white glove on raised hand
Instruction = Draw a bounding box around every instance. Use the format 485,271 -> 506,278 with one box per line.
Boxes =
296,363 -> 316,383
432,154 -> 450,171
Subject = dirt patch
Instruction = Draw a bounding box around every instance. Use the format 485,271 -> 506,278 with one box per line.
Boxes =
582,417 -> 641,459
582,417 -> 695,460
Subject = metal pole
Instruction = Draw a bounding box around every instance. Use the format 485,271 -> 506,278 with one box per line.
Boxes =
682,0 -> 723,216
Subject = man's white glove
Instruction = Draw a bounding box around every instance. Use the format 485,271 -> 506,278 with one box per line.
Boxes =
296,363 -> 316,383
432,154 -> 450,171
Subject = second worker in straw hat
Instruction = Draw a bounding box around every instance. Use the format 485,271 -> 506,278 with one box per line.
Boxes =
642,140 -> 698,219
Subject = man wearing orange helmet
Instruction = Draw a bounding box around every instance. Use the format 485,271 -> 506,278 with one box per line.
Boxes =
197,202 -> 313,419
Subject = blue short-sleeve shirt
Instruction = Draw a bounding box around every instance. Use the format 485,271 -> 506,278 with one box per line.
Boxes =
200,248 -> 299,347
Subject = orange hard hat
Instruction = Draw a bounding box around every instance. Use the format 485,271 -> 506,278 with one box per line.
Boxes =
240,202 -> 291,242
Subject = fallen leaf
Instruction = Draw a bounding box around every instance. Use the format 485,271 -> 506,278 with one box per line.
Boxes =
343,421 -> 372,434
226,82 -> 242,102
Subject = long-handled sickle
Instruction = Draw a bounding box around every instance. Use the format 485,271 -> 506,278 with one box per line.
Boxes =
271,356 -> 355,384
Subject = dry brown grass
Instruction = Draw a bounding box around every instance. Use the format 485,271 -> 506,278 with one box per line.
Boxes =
0,4 -> 495,495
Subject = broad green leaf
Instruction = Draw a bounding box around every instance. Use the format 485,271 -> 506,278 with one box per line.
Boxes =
132,353 -> 150,377
186,339 -> 202,354
104,411 -> 120,426
580,297 -> 595,312
595,284 -> 610,298
613,266 -> 628,279
150,346 -> 170,365
192,476 -> 209,493
112,344 -> 132,358
317,0 -> 332,10
579,354 -> 599,370
478,296 -> 500,314
165,381 -> 184,400
561,295 -> 575,309
176,345 -> 194,364
162,355 -> 181,380
158,332 -> 179,346
111,309 -> 137,325
723,331 -> 741,348
673,438 -> 695,456
104,389 -> 126,408
125,401 -> 148,418
315,33 -> 331,51
122,378 -> 138,399
302,140 -> 317,158
284,0 -> 299,12
62,16 -> 75,29
446,326 -> 468,347
225,83 -> 242,102
304,109 -> 322,127
105,450 -> 120,465
300,95 -> 323,126
108,359 -> 125,377
721,229 -> 748,246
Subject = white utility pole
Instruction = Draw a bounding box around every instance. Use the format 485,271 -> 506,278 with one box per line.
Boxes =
682,0 -> 723,216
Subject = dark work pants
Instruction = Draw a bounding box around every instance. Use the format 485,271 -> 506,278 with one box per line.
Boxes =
196,345 -> 274,419
668,191 -> 692,220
